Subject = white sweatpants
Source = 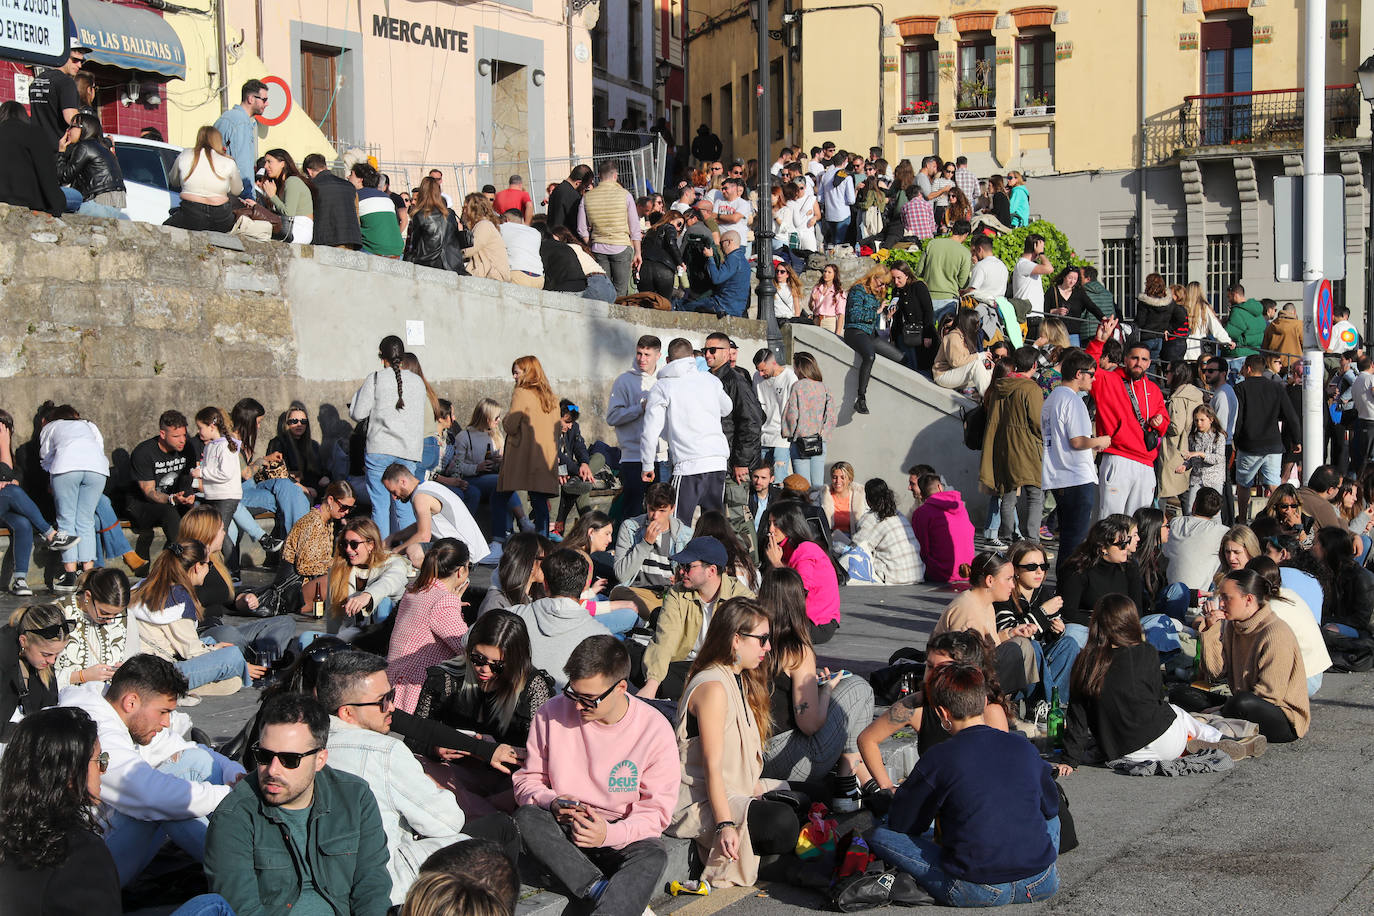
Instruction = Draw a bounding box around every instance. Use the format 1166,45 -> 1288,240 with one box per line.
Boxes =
1121,703 -> 1224,762
1096,453 -> 1156,520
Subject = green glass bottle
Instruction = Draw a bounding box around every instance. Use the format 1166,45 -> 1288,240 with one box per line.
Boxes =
1046,687 -> 1065,749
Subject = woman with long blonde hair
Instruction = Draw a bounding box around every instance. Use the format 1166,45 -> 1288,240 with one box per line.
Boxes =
461,192 -> 510,280
324,517 -> 408,641
495,356 -> 560,537
1182,280 -> 1232,360
165,125 -> 241,231
668,596 -> 799,888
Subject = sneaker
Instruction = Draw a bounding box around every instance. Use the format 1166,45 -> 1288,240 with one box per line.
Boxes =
52,570 -> 80,593
47,531 -> 80,552
983,536 -> 1009,550
9,578 -> 33,597
177,693 -> 203,707
258,535 -> 284,553
518,518 -> 536,534
1039,525 -> 1055,541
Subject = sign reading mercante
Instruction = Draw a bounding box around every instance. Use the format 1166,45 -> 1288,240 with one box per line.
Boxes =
0,0 -> 68,66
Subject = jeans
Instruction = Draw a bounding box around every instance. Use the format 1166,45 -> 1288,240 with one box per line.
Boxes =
1036,636 -> 1080,705
78,200 -> 130,220
0,483 -> 53,577
842,327 -> 904,400
417,436 -> 441,479
999,486 -> 1044,544
762,446 -> 791,484
178,643 -> 252,689
104,745 -> 227,885
365,452 -> 417,538
230,477 -> 310,552
514,805 -> 666,916
932,298 -> 959,323
868,821 -> 1060,906
1050,483 -> 1095,561
1061,623 -> 1089,652
94,494 -> 133,565
51,470 -> 105,564
457,475 -> 521,539
823,218 -> 851,248
790,441 -> 828,488
171,897 -> 237,916
496,492 -> 551,537
591,604 -> 640,636
593,247 -> 636,298
583,273 -> 618,302
202,615 -> 297,662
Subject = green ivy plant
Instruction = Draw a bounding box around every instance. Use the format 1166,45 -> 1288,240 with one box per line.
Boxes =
991,220 -> 1090,289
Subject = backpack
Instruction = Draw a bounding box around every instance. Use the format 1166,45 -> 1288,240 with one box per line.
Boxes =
830,863 -> 934,911
961,404 -> 987,450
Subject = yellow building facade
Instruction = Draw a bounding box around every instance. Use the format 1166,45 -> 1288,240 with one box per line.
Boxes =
689,0 -> 1372,322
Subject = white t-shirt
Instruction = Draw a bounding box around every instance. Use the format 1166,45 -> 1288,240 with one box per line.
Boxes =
688,597 -> 717,660
1012,257 -> 1045,315
1041,386 -> 1096,489
715,196 -> 753,244
1329,320 -> 1360,354
500,222 -> 544,275
968,256 -> 1010,303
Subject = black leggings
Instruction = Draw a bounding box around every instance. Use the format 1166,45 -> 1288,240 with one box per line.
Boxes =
842,328 -> 904,399
638,260 -> 676,298
1168,686 -> 1300,744
747,799 -> 800,855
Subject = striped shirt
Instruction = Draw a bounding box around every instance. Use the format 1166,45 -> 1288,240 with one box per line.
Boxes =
357,187 -> 404,256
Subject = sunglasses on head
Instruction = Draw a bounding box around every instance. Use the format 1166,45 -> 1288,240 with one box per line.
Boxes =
563,678 -> 624,710
469,650 -> 505,674
250,744 -> 323,769
24,620 -> 73,641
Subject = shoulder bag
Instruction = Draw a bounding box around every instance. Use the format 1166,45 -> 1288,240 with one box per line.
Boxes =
1125,379 -> 1160,452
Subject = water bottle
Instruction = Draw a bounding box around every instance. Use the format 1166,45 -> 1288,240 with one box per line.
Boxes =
1046,687 -> 1064,749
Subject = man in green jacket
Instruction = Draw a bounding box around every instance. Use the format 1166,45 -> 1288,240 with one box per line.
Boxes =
916,219 -> 972,306
205,693 -> 392,916
1222,283 -> 1266,357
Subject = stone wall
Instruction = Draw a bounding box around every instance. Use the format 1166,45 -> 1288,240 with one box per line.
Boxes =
0,204 -> 766,459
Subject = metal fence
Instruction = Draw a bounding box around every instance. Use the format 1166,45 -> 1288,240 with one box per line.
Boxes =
373,137 -> 668,206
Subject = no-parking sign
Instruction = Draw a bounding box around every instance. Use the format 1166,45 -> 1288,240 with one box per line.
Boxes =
1314,278 -> 1333,351
254,75 -> 292,126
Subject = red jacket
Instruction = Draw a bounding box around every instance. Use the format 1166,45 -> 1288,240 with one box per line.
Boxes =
1094,368 -> 1169,465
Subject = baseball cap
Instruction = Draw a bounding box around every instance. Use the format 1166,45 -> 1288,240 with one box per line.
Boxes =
70,36 -> 94,54
670,536 -> 728,570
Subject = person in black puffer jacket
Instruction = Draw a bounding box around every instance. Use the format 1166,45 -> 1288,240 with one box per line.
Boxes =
55,112 -> 125,217
1134,272 -> 1173,361
1313,525 -> 1374,637
403,176 -> 462,271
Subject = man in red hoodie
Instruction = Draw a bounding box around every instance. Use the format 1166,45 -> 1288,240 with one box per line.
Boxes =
1094,342 -> 1169,519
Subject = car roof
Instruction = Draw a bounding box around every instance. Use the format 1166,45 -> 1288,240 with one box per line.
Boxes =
110,133 -> 183,153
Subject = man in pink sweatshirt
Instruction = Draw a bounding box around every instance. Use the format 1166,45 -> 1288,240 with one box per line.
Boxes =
513,635 -> 681,915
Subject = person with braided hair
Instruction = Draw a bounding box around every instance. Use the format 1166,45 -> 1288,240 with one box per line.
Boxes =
351,335 -> 426,538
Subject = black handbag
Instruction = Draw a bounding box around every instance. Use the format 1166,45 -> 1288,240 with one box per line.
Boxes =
796,434 -> 824,457
253,570 -> 305,617
897,311 -> 925,348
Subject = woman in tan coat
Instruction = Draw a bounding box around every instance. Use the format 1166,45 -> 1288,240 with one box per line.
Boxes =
496,355 -> 561,537
668,596 -> 797,888
461,192 -> 511,281
1157,361 -> 1205,503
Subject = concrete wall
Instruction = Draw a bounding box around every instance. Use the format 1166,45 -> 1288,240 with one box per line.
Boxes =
0,204 -> 764,460
787,323 -> 980,523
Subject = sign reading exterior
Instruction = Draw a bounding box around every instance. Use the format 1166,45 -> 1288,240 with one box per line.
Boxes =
0,0 -> 67,67
372,14 -> 469,52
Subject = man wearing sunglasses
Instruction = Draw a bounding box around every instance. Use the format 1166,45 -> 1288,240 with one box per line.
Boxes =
1093,342 -> 1169,520
205,693 -> 391,916
317,651 -> 519,905
514,635 -> 679,916
61,654 -> 245,886
28,37 -> 93,148
213,78 -> 271,198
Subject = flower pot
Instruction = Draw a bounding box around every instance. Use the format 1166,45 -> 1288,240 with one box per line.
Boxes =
1023,105 -> 1048,116
898,112 -> 933,124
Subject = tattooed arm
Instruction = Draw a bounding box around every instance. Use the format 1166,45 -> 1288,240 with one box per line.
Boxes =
857,694 -> 922,790
790,646 -> 830,736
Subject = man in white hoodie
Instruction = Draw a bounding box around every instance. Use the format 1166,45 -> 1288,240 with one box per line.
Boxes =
61,653 -> 244,885
753,347 -> 797,482
512,549 -> 613,691
639,337 -> 732,525
606,334 -> 665,520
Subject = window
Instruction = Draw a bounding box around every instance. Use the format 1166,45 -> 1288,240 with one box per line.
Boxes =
628,0 -> 644,82
1016,31 -> 1054,112
1200,17 -> 1253,144
1153,237 -> 1188,289
670,0 -> 682,39
770,58 -> 784,140
700,94 -> 713,139
719,84 -> 733,159
593,92 -> 609,133
1205,234 -> 1240,318
301,44 -> 341,140
1100,240 -> 1139,322
901,42 -> 937,117
591,13 -> 608,70
956,35 -> 995,116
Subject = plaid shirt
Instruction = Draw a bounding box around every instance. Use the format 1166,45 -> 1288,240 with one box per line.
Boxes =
902,195 -> 936,240
852,515 -> 923,585
954,166 -> 979,208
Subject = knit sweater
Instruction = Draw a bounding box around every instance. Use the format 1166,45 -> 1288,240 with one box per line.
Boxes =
350,367 -> 426,461
1061,642 -> 1175,765
1200,603 -> 1311,737
932,590 -> 999,642
1057,559 -> 1144,629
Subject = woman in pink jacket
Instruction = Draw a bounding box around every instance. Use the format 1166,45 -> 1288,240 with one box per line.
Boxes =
764,502 -> 841,644
807,264 -> 846,335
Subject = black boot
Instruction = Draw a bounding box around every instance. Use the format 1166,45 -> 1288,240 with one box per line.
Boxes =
853,397 -> 869,414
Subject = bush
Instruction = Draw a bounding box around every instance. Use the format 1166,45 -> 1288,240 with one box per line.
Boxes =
991,221 -> 1090,290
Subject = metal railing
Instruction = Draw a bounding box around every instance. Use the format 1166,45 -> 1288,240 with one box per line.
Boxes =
1178,84 -> 1360,149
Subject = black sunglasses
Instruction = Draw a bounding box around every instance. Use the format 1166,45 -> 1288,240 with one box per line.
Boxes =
737,630 -> 772,646
286,418 -> 307,426
250,744 -> 323,769
24,621 -> 74,641
341,688 -> 395,712
469,650 -> 505,674
563,678 -> 624,711
703,346 -> 727,354
1016,562 -> 1049,572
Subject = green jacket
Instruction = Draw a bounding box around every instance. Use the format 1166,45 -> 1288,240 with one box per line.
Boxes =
205,767 -> 392,916
1223,297 -> 1266,356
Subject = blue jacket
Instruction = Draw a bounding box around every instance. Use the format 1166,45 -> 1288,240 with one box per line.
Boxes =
212,105 -> 256,197
706,247 -> 751,317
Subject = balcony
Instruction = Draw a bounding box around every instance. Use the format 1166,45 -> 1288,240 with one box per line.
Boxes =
896,102 -> 938,127
1176,84 -> 1360,152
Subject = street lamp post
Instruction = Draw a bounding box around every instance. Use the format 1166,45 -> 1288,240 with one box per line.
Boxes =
750,0 -> 781,357
1357,55 -> 1374,344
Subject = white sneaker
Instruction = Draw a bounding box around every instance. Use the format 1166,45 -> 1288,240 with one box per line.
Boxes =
178,693 -> 203,707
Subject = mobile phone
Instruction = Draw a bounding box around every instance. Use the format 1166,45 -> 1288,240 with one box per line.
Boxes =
554,797 -> 580,811
818,670 -> 851,686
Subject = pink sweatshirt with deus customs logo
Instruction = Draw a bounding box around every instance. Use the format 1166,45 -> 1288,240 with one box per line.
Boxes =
513,694 -> 682,848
